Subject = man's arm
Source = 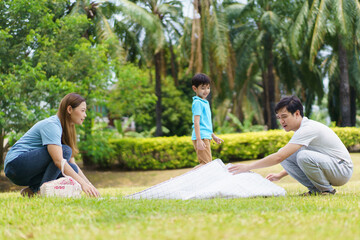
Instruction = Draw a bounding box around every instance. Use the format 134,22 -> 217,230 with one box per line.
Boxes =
228,143 -> 302,174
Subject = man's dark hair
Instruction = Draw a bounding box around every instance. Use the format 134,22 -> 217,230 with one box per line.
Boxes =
192,73 -> 211,87
275,95 -> 304,117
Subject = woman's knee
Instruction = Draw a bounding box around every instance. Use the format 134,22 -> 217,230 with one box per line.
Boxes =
4,164 -> 14,180
62,145 -> 72,160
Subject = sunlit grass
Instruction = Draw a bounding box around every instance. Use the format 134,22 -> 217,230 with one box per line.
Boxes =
1,154 -> 359,240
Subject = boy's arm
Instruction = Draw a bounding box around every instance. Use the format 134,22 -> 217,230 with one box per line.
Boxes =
194,115 -> 206,150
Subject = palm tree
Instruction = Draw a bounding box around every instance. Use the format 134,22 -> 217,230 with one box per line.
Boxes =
67,0 -> 164,166
116,0 -> 183,136
225,0 -> 284,129
225,0 -> 325,129
290,0 -> 360,126
180,0 -> 235,97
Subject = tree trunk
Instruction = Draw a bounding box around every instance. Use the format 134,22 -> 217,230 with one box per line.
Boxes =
338,40 -> 351,127
169,43 -> 178,86
262,71 -> 269,129
154,52 -> 163,137
350,86 -> 356,126
0,129 -> 5,167
267,43 -> 278,129
263,38 -> 278,130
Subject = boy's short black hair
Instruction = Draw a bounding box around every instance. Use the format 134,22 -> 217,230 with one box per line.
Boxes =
275,95 -> 304,117
192,73 -> 211,87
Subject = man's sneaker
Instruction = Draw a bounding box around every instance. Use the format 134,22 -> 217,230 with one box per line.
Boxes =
299,189 -> 336,196
299,190 -> 319,196
20,187 -> 35,198
320,189 -> 336,196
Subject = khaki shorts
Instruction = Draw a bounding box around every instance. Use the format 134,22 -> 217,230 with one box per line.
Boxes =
192,139 -> 212,164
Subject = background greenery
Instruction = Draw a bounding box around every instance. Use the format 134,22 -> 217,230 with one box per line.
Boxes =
105,127 -> 360,170
2,0 -> 360,168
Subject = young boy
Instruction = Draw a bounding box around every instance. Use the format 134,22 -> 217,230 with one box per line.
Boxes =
191,73 -> 223,167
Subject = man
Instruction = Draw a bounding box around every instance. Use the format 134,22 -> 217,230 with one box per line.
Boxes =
229,95 -> 353,195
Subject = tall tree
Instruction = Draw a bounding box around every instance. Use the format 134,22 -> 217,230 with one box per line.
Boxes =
0,0 -> 72,166
226,0 -> 325,129
225,0 -> 284,129
116,0 -> 182,136
180,0 -> 234,97
291,0 -> 360,126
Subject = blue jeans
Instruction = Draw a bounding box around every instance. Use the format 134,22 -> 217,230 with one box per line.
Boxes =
4,145 -> 78,193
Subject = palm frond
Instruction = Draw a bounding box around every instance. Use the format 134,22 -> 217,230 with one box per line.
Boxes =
96,13 -> 125,61
290,0 -> 309,58
306,0 -> 320,40
326,53 -> 339,81
224,3 -> 246,21
348,47 -> 360,92
116,0 -> 164,53
157,3 -> 182,18
352,0 -> 360,42
68,0 -> 86,16
208,8 -> 230,69
260,11 -> 281,35
333,0 -> 348,36
309,0 -> 329,68
113,20 -> 144,62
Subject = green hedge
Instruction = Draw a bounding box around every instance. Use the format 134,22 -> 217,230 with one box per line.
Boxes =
108,127 -> 360,170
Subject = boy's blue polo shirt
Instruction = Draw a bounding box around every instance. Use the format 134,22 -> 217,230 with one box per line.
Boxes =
192,96 -> 213,140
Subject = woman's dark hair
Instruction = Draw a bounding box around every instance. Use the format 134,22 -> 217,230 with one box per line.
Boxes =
192,73 -> 211,87
275,95 -> 304,117
57,93 -> 86,156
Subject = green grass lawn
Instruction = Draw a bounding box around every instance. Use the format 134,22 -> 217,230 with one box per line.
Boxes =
1,154 -> 360,240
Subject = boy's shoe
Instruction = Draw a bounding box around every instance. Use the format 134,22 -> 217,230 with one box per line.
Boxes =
20,187 -> 35,198
299,189 -> 336,196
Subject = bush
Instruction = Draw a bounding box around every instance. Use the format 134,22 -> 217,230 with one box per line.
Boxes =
110,137 -> 197,170
107,128 -> 360,170
79,134 -> 117,168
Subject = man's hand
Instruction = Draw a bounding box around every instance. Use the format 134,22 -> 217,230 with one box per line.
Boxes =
228,163 -> 250,175
265,173 -> 282,181
212,135 -> 224,144
196,139 -> 206,150
266,170 -> 288,181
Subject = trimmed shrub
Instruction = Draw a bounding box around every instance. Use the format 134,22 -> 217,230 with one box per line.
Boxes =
109,127 -> 360,170
110,137 -> 197,170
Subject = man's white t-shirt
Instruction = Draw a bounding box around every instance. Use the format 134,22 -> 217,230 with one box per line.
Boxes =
289,117 -> 353,167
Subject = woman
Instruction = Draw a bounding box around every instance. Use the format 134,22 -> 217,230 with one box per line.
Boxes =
4,93 -> 100,197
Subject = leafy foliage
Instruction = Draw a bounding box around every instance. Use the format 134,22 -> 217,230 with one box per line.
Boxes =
108,65 -> 191,136
0,0 -> 118,166
107,128 -> 360,170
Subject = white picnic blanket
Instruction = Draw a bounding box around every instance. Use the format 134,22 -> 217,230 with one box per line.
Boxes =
125,159 -> 286,200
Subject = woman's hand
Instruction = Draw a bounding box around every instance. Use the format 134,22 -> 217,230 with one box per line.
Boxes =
81,182 -> 101,198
